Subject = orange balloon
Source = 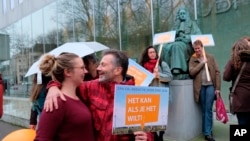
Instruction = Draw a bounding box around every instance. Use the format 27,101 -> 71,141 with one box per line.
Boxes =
2,129 -> 36,141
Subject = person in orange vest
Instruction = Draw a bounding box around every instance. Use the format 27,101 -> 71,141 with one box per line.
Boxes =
0,73 -> 4,118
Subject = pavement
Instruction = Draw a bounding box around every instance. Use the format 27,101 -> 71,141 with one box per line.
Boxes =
0,120 -> 23,140
189,113 -> 237,141
163,113 -> 237,141
0,113 -> 237,141
189,120 -> 230,141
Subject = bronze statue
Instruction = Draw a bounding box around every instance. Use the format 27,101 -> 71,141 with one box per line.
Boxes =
161,7 -> 201,80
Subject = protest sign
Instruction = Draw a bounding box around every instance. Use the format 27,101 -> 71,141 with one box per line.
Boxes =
153,31 -> 176,45
127,59 -> 154,86
112,85 -> 169,134
191,34 -> 215,47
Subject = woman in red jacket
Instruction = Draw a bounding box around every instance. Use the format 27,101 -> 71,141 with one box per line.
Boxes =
139,46 -> 172,141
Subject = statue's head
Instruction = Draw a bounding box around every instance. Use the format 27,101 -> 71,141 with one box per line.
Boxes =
176,7 -> 190,22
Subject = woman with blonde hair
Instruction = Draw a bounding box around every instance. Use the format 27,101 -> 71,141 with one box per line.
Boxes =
35,52 -> 95,141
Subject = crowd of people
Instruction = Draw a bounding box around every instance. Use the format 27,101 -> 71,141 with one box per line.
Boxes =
0,36 -> 248,141
1,6 -> 250,141
39,50 -> 153,141
20,9 -> 250,140
31,36 -> 249,141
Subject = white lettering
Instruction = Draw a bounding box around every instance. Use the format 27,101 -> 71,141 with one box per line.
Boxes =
127,115 -> 142,121
140,97 -> 151,103
234,129 -> 241,136
234,129 -> 247,136
127,107 -> 138,112
128,98 -> 139,104
145,106 -> 156,112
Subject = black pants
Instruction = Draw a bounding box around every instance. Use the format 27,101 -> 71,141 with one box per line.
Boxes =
236,112 -> 250,125
154,131 -> 165,141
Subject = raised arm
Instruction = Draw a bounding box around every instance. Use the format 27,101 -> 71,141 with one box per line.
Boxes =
44,81 -> 65,112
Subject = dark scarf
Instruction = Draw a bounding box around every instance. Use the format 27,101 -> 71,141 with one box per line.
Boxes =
143,59 -> 157,73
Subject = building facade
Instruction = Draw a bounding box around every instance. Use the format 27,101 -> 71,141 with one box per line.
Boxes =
0,0 -> 250,127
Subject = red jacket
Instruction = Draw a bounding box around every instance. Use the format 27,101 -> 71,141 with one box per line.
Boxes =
0,81 -> 3,118
48,75 -> 154,141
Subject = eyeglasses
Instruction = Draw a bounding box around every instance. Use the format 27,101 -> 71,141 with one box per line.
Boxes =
73,66 -> 86,70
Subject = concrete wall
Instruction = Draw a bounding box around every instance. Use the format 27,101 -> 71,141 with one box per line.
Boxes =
0,0 -> 55,29
165,80 -> 202,141
2,96 -> 31,128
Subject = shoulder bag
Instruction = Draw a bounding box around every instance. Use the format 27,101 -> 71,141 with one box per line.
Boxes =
229,62 -> 246,114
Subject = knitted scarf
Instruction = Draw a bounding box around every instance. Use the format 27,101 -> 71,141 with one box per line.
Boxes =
143,59 -> 157,73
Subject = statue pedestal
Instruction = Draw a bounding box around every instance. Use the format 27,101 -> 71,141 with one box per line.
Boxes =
165,80 -> 202,141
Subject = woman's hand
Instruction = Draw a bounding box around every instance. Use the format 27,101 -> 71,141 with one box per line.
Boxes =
215,90 -> 220,95
215,90 -> 220,99
29,124 -> 36,130
153,68 -> 159,78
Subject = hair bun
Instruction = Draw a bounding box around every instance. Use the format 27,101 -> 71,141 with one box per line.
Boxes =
39,54 -> 56,75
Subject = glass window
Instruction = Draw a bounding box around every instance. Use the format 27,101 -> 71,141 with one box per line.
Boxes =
73,0 -> 94,42
2,0 -> 7,14
0,29 -> 11,96
12,21 -> 23,87
31,9 -> 44,56
18,0 -> 23,4
2,21 -> 25,97
119,0 -> 153,60
10,0 -> 15,10
57,0 -> 74,43
95,0 -> 119,50
153,0 -> 176,34
21,15 -> 33,95
43,2 -> 58,52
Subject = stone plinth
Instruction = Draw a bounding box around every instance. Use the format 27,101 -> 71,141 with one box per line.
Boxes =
164,80 -> 202,141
